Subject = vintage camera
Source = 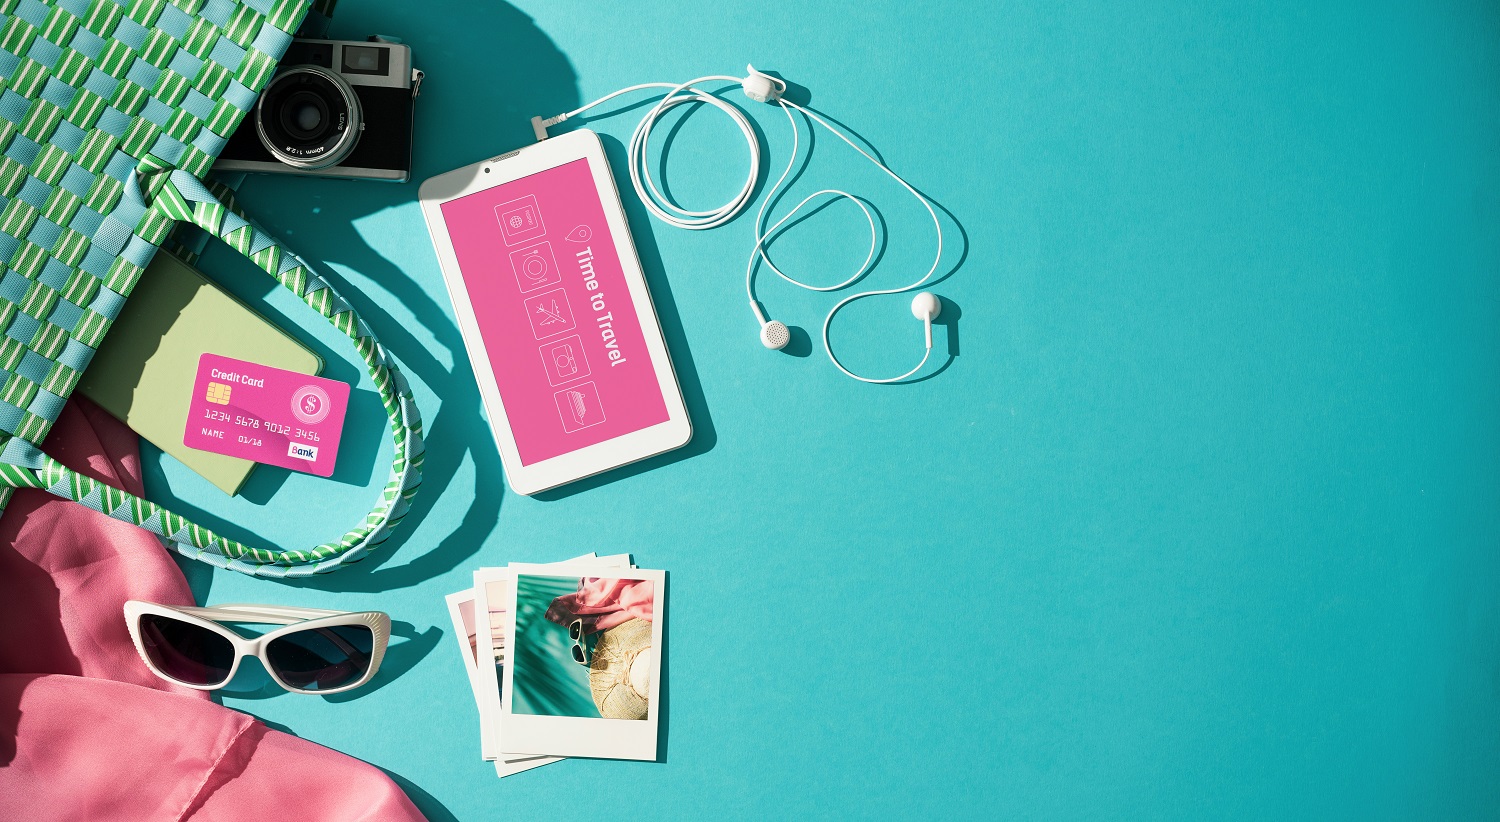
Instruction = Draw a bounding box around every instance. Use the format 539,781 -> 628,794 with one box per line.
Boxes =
215,37 -> 421,182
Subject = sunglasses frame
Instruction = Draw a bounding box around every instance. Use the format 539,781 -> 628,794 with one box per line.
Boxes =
569,617 -> 591,667
123,600 -> 390,695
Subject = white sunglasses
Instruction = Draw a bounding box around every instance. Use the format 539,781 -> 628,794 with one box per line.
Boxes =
124,601 -> 390,695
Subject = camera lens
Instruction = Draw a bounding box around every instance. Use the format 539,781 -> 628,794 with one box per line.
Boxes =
282,91 -> 327,137
255,66 -> 362,170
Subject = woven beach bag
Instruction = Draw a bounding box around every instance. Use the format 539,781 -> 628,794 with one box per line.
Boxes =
0,0 -> 423,577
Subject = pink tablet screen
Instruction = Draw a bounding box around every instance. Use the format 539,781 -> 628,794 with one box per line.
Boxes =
441,157 -> 670,466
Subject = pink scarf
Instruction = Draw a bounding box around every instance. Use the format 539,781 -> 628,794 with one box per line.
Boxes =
0,398 -> 425,821
545,577 -> 656,633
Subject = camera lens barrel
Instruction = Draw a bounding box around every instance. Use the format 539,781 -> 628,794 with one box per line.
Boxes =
255,65 -> 363,170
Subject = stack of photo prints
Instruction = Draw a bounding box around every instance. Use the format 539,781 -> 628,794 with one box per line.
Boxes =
445,555 -> 665,776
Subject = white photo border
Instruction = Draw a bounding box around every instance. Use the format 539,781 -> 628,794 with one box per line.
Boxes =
500,566 -> 665,761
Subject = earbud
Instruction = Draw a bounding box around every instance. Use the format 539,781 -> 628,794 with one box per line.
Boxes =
911,292 -> 941,348
750,300 -> 791,350
742,64 -> 784,104
760,319 -> 791,350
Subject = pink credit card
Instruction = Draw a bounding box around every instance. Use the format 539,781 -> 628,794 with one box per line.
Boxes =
184,353 -> 350,477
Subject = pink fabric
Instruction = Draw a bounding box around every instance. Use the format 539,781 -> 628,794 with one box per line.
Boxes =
546,577 -> 656,633
0,397 -> 197,690
0,397 -> 425,822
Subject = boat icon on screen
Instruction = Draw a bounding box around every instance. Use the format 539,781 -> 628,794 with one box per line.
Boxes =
553,381 -> 604,433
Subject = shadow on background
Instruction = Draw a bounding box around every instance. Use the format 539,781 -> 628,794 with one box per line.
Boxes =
937,298 -> 962,357
387,772 -> 460,822
907,297 -> 962,383
210,620 -> 438,702
210,715 -> 459,822
655,570 -> 670,763
901,187 -> 967,385
159,3 -> 583,597
326,621 -> 441,702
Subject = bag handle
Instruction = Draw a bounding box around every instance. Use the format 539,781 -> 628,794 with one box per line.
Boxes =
0,169 -> 425,578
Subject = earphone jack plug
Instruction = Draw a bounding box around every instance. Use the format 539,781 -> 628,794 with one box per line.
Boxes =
530,113 -> 569,142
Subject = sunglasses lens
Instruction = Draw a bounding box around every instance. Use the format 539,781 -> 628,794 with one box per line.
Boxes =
139,614 -> 236,686
572,644 -> 587,664
569,620 -> 582,641
265,624 -> 374,692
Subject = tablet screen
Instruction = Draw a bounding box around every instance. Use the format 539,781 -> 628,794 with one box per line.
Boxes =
440,158 -> 670,466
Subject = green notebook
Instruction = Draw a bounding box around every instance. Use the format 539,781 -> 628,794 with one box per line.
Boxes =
77,253 -> 324,496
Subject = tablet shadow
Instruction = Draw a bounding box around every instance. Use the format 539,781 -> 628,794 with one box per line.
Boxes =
152,3 -> 582,588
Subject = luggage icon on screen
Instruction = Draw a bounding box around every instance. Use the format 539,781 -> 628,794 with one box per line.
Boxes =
553,381 -> 604,433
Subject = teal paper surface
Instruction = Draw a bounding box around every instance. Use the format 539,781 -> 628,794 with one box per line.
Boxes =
145,0 -> 1500,818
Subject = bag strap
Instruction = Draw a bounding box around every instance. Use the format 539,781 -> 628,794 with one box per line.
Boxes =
0,169 -> 425,578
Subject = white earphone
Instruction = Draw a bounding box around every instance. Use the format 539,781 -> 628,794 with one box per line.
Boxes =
532,65 -> 946,384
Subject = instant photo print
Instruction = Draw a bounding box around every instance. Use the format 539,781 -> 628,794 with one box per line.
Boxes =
448,586 -> 560,778
469,554 -> 634,774
499,567 -> 665,761
444,587 -> 560,778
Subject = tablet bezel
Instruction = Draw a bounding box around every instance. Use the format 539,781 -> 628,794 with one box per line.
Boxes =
419,130 -> 691,495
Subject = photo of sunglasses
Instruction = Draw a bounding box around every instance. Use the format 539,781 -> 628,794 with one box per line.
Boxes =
569,618 -> 591,666
124,601 -> 390,695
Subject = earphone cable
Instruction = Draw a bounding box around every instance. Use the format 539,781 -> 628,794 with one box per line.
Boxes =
538,70 -> 944,383
548,76 -> 756,230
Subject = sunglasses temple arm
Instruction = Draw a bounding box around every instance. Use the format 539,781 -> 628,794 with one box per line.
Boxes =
309,627 -> 370,663
192,603 -> 352,622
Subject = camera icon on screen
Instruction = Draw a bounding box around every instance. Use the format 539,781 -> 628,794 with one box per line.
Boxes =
553,344 -> 577,377
509,240 -> 561,293
539,334 -> 590,386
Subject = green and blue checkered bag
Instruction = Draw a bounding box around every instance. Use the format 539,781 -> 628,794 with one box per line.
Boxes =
0,0 -> 423,577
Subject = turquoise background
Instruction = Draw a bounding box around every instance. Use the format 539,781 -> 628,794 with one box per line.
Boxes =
144,0 -> 1499,818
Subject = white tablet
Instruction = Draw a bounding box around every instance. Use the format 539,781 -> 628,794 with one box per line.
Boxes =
419,130 -> 692,495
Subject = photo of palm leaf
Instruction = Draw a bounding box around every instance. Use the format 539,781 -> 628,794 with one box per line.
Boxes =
512,575 -> 597,718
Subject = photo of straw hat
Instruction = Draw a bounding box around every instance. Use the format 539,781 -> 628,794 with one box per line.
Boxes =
588,618 -> 653,720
